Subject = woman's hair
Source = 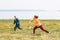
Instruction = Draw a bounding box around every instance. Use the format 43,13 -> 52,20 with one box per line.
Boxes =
34,15 -> 38,18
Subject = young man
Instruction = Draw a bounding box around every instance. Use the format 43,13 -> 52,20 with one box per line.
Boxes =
13,16 -> 22,31
29,15 -> 49,34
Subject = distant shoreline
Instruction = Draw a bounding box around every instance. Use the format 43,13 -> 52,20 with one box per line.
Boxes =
0,19 -> 60,21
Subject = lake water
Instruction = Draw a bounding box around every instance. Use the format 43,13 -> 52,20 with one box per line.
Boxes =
0,10 -> 60,20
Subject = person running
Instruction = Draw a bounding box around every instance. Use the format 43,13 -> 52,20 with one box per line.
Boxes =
29,15 -> 49,34
13,16 -> 22,31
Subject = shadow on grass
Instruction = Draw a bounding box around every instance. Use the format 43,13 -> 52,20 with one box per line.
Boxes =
36,34 -> 41,36
32,33 -> 41,36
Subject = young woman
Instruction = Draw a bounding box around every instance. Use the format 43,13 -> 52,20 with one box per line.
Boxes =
29,15 -> 49,34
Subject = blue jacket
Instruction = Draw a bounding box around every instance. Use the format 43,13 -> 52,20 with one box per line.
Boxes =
14,18 -> 20,27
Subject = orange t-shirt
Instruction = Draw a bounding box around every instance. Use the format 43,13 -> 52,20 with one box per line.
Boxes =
30,19 -> 41,26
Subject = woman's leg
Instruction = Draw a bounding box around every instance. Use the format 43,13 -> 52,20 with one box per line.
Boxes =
33,26 -> 38,34
39,25 -> 49,33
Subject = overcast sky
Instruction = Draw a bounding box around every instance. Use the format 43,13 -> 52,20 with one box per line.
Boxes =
0,0 -> 60,20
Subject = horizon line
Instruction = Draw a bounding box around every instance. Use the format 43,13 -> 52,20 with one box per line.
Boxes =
0,10 -> 59,12
0,10 -> 47,12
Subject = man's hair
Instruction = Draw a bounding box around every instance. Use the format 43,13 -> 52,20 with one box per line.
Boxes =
14,16 -> 16,18
34,15 -> 38,18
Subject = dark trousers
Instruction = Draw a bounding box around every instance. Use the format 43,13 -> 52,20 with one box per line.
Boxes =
14,24 -> 21,31
33,25 -> 49,34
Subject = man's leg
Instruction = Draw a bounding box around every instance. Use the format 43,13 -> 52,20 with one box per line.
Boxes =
33,26 -> 38,34
17,25 -> 22,30
14,26 -> 17,31
18,26 -> 21,29
39,25 -> 49,33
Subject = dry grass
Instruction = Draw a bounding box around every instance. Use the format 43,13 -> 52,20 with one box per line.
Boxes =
0,20 -> 60,40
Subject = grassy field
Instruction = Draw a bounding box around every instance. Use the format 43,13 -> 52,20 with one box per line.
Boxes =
0,20 -> 60,40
